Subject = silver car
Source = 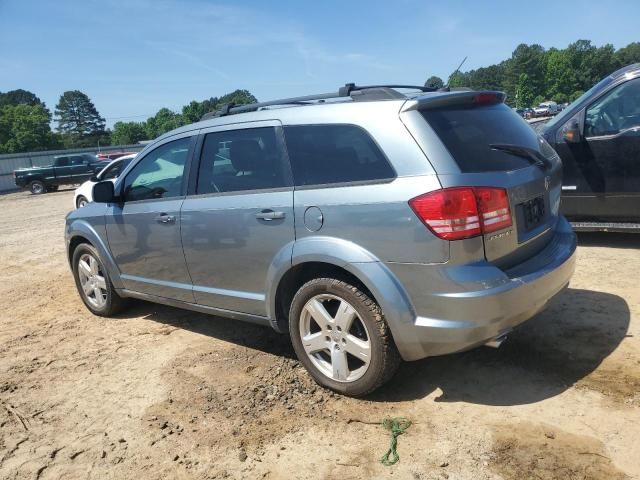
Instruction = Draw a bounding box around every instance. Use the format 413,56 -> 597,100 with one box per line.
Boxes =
65,84 -> 576,396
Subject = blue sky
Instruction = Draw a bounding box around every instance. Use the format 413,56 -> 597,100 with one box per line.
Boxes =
1,0 -> 639,127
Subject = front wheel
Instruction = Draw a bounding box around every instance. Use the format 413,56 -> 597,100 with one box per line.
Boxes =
289,278 -> 401,396
76,195 -> 88,208
29,180 -> 45,194
72,243 -> 129,316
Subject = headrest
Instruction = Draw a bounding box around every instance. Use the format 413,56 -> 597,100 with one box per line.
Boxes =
230,139 -> 262,172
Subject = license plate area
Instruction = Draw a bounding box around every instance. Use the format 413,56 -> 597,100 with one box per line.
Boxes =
520,196 -> 546,232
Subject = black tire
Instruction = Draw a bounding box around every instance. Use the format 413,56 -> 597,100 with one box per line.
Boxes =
71,243 -> 129,316
289,278 -> 401,397
29,180 -> 45,194
76,195 -> 88,209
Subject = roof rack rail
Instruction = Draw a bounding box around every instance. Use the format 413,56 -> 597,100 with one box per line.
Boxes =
200,83 -> 439,120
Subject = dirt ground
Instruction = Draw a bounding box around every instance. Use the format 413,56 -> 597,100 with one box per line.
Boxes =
0,188 -> 638,480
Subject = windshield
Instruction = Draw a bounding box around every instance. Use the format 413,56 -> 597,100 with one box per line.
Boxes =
544,74 -> 614,130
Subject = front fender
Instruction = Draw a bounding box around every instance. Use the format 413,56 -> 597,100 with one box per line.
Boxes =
265,236 -> 417,344
65,217 -> 123,289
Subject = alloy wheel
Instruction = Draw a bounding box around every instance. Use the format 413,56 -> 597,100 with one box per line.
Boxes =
299,294 -> 371,382
77,253 -> 107,309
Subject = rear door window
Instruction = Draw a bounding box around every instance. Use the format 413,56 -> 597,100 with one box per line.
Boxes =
283,124 -> 395,186
196,127 -> 290,194
421,103 -> 541,173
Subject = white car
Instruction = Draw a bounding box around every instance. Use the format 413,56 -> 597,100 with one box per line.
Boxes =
73,154 -> 136,208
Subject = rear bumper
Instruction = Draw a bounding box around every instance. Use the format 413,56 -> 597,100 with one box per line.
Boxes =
387,217 -> 577,361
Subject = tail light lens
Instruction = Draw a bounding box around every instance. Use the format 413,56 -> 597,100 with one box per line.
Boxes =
409,187 -> 511,240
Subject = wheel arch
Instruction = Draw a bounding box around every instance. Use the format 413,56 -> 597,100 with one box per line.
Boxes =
66,220 -> 123,289
267,237 -> 416,342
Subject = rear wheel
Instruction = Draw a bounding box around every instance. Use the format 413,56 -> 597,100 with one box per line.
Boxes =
72,243 -> 129,316
29,180 -> 45,194
289,278 -> 400,396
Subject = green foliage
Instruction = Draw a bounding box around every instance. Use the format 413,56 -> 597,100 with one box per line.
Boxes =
515,73 -> 534,108
0,103 -> 55,153
424,76 -> 444,89
112,121 -> 148,145
433,39 -> 638,107
55,90 -> 107,148
0,89 -> 44,107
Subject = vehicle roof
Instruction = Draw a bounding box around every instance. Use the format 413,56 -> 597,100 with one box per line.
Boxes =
152,88 -> 503,144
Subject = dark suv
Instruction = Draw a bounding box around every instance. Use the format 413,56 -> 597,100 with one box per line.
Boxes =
541,63 -> 640,231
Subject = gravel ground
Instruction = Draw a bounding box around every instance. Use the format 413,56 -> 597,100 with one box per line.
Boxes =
0,188 -> 639,480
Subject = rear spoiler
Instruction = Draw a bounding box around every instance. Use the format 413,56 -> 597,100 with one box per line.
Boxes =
401,90 -> 506,112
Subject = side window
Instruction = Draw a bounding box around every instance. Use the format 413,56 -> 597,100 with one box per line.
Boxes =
585,78 -> 640,137
71,156 -> 86,166
122,137 -> 191,201
283,124 -> 395,186
196,127 -> 289,194
56,157 -> 69,167
101,161 -> 122,180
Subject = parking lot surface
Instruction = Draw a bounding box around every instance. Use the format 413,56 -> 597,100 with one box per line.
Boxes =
0,189 -> 638,479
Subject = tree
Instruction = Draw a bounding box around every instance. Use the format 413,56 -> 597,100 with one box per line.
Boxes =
111,121 -> 147,145
615,42 -> 640,67
144,108 -> 185,139
0,104 -> 55,153
424,76 -> 444,89
503,44 -> 547,102
0,89 -> 44,107
545,48 -> 575,100
55,90 -> 106,147
515,73 -> 534,108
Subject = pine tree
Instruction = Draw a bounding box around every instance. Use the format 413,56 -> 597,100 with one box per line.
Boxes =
55,90 -> 106,147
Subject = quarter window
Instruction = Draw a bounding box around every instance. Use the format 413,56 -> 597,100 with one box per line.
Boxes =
283,125 -> 394,186
585,78 -> 640,137
196,127 -> 289,194
122,137 -> 191,201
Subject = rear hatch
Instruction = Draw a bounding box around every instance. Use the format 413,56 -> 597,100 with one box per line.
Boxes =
406,91 -> 562,268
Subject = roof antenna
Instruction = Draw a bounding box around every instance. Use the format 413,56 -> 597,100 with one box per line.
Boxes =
443,56 -> 467,91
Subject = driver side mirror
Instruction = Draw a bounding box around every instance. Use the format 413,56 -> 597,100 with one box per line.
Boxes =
93,181 -> 115,203
563,119 -> 582,143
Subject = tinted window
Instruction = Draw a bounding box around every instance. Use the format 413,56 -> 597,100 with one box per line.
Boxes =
284,125 -> 394,186
422,103 -> 541,173
101,158 -> 132,180
585,78 -> 640,137
55,157 -> 69,166
71,156 -> 87,165
123,137 -> 190,201
197,127 -> 289,194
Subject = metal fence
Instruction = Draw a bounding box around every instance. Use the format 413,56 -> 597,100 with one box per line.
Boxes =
0,144 -> 146,192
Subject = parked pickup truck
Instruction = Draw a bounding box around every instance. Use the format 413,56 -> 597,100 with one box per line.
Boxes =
14,153 -> 111,194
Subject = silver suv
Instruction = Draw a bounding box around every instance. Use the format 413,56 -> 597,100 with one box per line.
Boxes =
65,84 -> 576,396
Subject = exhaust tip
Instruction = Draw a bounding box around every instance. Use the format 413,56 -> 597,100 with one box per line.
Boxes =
485,334 -> 508,349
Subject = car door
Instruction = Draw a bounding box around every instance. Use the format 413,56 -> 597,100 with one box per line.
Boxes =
53,156 -> 73,181
581,77 -> 640,220
180,122 -> 294,316
562,78 -> 640,221
105,134 -> 197,302
70,156 -> 93,182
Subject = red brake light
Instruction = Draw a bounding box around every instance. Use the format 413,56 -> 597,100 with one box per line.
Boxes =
475,187 -> 512,233
473,93 -> 499,105
409,188 -> 481,240
409,187 -> 512,240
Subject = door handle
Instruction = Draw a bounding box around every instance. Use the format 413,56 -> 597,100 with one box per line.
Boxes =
255,210 -> 286,221
156,213 -> 176,224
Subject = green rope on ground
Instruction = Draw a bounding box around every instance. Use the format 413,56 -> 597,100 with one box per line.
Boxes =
380,417 -> 412,466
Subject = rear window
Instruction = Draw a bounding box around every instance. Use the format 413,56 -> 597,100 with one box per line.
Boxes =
421,103 -> 540,173
284,124 -> 395,186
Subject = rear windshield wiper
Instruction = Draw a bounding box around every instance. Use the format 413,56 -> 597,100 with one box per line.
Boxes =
489,144 -> 551,171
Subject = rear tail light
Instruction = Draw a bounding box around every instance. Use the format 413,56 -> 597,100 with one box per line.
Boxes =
409,187 -> 512,240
